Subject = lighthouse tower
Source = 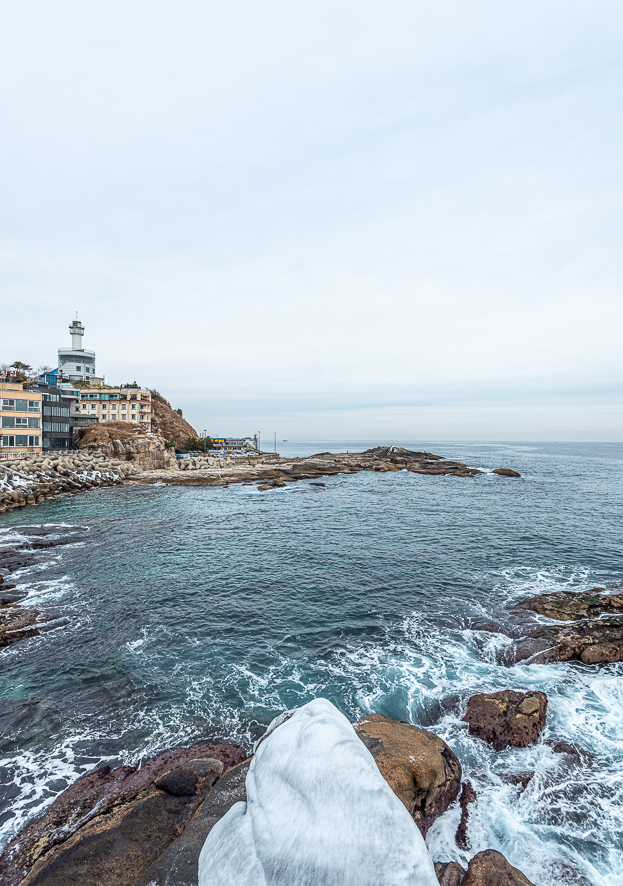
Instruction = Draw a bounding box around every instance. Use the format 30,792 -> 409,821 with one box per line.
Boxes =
58,314 -> 96,382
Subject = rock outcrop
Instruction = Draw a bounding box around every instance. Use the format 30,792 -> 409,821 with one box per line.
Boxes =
460,849 -> 535,885
78,422 -> 178,470
199,699 -> 439,886
511,588 -> 623,665
517,588 -> 623,621
491,468 -> 521,478
353,713 -> 462,837
0,741 -> 246,886
462,691 -> 547,751
150,397 -> 198,446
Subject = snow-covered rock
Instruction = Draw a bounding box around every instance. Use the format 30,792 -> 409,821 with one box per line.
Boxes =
199,698 -> 439,886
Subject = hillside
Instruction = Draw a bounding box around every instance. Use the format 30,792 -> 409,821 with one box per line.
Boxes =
150,397 -> 198,446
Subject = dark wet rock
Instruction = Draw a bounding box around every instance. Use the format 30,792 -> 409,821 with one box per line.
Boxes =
455,780 -> 476,849
0,606 -> 41,648
0,740 -> 245,886
516,588 -> 623,622
461,850 -> 535,885
501,772 -> 533,789
154,758 -> 224,796
491,468 -> 521,477
473,622 -> 510,634
552,741 -> 579,756
353,713 -> 462,837
462,690 -> 547,751
513,637 -> 553,662
136,759 -> 250,886
435,861 -> 467,885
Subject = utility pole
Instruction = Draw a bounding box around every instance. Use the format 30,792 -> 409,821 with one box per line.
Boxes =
203,429 -> 207,453
258,431 -> 261,453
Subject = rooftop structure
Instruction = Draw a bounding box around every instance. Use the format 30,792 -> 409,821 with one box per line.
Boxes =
58,315 -> 97,382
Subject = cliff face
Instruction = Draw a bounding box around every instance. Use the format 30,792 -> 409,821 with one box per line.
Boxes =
150,398 -> 198,446
76,422 -> 178,470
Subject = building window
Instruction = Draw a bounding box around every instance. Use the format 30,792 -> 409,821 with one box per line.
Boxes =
91,405 -> 96,410
2,399 -> 16,410
28,418 -> 40,428
2,417 -> 15,428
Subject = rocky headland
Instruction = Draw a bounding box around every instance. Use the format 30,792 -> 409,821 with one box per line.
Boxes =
0,703 -> 538,886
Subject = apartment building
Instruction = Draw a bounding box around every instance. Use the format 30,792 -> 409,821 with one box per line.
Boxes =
74,387 -> 152,430
0,383 -> 43,456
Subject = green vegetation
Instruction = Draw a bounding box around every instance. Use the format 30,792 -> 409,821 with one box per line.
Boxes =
185,436 -> 213,452
120,381 -> 140,389
149,389 -> 171,407
125,450 -> 135,461
175,407 -> 183,417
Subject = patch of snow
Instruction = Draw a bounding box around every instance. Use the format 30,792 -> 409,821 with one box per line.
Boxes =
199,698 -> 438,886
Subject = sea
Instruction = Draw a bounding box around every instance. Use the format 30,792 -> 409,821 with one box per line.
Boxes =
1,441 -> 622,885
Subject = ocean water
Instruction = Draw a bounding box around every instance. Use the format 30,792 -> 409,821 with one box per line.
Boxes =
0,441 -> 622,885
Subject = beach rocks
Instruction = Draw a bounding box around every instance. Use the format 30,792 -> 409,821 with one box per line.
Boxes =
517,616 -> 623,664
462,690 -> 547,751
491,468 -> 521,478
353,713 -> 462,837
0,740 -> 246,886
461,849 -> 535,885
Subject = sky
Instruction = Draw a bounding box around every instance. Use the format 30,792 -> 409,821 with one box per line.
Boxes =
1,1 -> 622,441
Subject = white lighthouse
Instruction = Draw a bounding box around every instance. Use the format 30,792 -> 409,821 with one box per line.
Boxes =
58,314 -> 96,382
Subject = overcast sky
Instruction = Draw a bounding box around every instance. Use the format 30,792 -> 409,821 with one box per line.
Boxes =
1,1 -> 621,441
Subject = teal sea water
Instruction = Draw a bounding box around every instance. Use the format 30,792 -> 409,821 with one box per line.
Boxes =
1,441 -> 622,884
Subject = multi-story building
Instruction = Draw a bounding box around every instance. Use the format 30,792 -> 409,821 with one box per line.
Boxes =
41,389 -> 73,451
58,316 -> 97,382
73,387 -> 152,430
0,383 -> 43,456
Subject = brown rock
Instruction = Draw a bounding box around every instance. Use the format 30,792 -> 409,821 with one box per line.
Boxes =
455,780 -> 476,849
136,759 -> 250,886
0,741 -> 245,886
516,589 -> 621,622
0,606 -> 41,648
527,618 -> 623,665
491,468 -> 521,477
462,691 -> 547,751
461,849 -> 535,885
435,861 -> 467,885
353,714 -> 461,837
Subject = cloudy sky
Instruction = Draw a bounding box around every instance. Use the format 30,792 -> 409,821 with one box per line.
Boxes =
2,1 -> 621,441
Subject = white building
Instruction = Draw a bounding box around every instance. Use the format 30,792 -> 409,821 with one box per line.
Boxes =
58,316 -> 97,382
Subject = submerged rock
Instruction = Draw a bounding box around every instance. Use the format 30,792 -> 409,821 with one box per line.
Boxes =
462,690 -> 547,751
491,468 -> 521,478
353,713 -> 462,837
199,699 -> 439,886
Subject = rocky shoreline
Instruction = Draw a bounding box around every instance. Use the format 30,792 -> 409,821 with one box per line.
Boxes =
0,706 -> 539,886
0,443 -> 522,514
0,518 -> 618,883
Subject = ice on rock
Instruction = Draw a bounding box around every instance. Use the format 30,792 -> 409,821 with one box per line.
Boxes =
199,698 -> 439,886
